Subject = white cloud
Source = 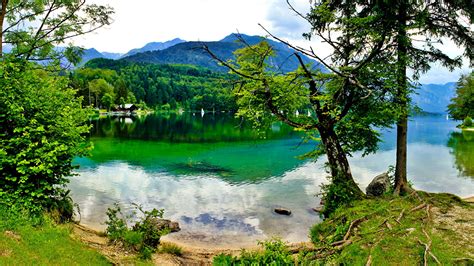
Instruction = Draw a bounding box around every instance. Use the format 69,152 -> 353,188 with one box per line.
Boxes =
72,0 -> 471,84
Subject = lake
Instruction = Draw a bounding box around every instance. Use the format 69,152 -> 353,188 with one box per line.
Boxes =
69,113 -> 474,248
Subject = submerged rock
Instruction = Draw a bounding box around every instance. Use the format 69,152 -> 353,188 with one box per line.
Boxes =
366,173 -> 391,197
312,206 -> 324,213
274,208 -> 292,216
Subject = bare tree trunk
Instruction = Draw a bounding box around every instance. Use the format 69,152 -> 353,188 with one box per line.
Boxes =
0,0 -> 8,57
394,0 -> 413,195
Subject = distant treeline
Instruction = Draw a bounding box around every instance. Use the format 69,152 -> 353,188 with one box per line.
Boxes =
69,58 -> 237,111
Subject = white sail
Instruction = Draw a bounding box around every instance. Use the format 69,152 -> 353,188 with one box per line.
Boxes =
201,108 -> 205,117
295,110 -> 299,116
307,110 -> 311,117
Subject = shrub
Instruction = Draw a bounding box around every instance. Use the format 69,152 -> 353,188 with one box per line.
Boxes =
320,177 -> 363,217
105,203 -> 169,260
463,116 -> 473,127
213,239 -> 294,265
0,61 -> 91,213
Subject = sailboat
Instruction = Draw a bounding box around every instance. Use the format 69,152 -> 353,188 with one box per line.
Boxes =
307,110 -> 311,117
201,108 -> 205,117
295,110 -> 299,116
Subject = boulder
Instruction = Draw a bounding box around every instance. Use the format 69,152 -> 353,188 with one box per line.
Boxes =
366,173 -> 391,197
274,208 -> 292,215
138,218 -> 180,233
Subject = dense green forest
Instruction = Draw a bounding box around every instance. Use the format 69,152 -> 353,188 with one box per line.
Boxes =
69,58 -> 237,111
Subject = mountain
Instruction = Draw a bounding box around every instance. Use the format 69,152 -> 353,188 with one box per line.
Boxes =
80,48 -> 105,64
101,52 -> 123,60
121,33 -> 322,73
413,82 -> 456,114
121,38 -> 185,58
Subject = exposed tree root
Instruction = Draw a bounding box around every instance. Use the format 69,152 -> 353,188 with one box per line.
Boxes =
396,208 -> 405,223
410,203 -> 427,212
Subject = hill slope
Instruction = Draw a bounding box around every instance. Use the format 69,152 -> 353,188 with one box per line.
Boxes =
121,33 -> 321,73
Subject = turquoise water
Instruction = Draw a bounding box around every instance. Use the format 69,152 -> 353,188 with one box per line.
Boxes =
69,113 -> 474,247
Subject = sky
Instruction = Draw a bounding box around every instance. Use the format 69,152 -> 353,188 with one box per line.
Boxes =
73,0 -> 471,84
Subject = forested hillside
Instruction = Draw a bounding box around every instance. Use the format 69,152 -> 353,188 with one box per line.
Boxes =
70,58 -> 237,111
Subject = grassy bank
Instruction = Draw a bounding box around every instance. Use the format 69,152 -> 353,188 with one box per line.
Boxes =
214,192 -> 474,265
0,206 -> 111,265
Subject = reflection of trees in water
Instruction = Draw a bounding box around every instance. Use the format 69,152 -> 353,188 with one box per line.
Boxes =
88,113 -> 299,142
447,131 -> 474,178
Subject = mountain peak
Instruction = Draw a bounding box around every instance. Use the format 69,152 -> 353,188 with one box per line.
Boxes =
122,38 -> 185,58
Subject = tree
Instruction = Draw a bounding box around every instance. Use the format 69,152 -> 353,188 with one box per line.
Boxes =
0,0 -> 113,213
376,1 -> 473,194
88,78 -> 114,108
101,93 -> 115,111
0,0 -> 113,62
206,3 -> 398,213
448,72 -> 474,121
0,61 -> 91,212
310,0 -> 472,195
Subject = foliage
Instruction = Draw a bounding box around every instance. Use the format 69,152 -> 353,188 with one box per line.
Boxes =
76,58 -> 237,111
105,203 -> 169,260
0,204 -> 110,265
464,116 -> 473,127
0,60 -> 91,213
213,239 -> 294,265
0,0 -> 113,63
320,176 -> 366,217
448,72 -> 474,122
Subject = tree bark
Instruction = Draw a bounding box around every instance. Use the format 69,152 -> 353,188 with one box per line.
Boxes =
319,124 -> 364,197
0,0 -> 8,57
394,0 -> 413,195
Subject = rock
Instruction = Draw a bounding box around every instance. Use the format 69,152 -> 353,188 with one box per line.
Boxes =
366,173 -> 391,197
274,208 -> 292,215
138,218 -> 180,233
312,206 -> 324,213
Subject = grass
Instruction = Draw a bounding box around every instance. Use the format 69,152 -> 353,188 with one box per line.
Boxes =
0,206 -> 111,265
213,192 -> 473,265
157,242 -> 183,256
305,191 -> 473,265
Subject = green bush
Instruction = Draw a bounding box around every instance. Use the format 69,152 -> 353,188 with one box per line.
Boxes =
463,116 -> 473,127
0,61 -> 91,213
320,177 -> 364,217
213,239 -> 294,265
105,203 -> 169,260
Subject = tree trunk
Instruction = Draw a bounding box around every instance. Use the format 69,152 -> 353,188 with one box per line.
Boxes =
319,125 -> 364,197
394,0 -> 413,195
0,0 -> 8,57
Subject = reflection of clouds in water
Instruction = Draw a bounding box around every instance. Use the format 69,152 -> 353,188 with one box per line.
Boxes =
70,162 -> 324,244
69,140 -> 474,246
349,143 -> 474,197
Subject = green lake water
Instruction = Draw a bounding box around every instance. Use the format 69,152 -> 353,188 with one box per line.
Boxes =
69,113 -> 474,247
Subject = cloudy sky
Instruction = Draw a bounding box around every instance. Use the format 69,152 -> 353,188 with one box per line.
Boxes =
73,0 -> 471,84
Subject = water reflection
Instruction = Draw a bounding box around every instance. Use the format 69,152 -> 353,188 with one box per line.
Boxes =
448,131 -> 474,178
69,114 -> 474,246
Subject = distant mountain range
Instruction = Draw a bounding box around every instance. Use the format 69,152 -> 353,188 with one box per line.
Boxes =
120,34 -> 320,73
413,82 -> 456,114
7,33 -> 452,114
77,38 -> 186,65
